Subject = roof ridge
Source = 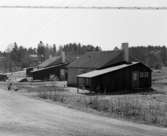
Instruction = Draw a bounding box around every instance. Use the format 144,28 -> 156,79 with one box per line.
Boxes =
38,55 -> 62,68
68,50 -> 124,68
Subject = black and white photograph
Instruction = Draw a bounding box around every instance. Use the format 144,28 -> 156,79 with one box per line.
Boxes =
0,0 -> 166,136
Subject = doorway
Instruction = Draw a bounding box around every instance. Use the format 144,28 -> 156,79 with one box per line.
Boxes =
132,71 -> 139,89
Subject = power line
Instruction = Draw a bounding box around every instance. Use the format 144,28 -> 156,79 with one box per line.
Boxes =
0,5 -> 167,10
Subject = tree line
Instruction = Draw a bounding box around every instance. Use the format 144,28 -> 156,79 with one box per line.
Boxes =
129,46 -> 167,69
0,42 -> 167,72
0,41 -> 101,72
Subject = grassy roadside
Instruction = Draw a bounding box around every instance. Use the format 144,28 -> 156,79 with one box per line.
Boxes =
19,85 -> 167,127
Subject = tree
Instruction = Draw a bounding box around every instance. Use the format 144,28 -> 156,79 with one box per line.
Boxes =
146,51 -> 163,69
37,41 -> 45,62
160,46 -> 167,65
52,44 -> 57,56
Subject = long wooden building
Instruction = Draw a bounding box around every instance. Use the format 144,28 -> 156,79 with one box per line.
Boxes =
77,62 -> 151,93
67,43 -> 152,93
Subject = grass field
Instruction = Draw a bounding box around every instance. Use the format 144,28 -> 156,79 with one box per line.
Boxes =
18,83 -> 167,127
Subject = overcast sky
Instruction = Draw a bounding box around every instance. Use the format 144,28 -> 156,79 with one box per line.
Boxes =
0,0 -> 167,51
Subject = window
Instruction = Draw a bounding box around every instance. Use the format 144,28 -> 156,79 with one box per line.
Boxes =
133,72 -> 138,81
145,72 -> 149,77
84,78 -> 89,85
140,72 -> 149,78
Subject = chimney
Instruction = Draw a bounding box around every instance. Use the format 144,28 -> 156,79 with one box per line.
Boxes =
61,51 -> 66,63
121,43 -> 129,62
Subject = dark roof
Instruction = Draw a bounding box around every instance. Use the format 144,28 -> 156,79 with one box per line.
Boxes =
77,62 -> 151,78
68,50 -> 125,69
32,63 -> 67,73
38,56 -> 62,68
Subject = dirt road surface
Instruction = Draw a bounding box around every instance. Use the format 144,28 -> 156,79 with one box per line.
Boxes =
0,89 -> 166,136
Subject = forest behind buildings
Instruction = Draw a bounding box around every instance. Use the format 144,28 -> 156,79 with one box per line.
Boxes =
0,41 -> 166,72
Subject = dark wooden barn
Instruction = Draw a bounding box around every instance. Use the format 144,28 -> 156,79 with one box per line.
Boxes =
77,62 -> 152,93
67,43 -> 131,86
67,43 -> 152,92
30,52 -> 68,81
31,63 -> 67,81
67,51 -> 126,86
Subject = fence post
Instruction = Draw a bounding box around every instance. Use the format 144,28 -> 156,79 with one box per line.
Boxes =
77,78 -> 79,94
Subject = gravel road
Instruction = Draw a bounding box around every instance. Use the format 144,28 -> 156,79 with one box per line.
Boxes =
0,89 -> 166,136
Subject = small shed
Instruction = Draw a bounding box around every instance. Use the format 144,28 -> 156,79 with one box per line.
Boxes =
31,63 -> 67,81
77,62 -> 152,93
30,51 -> 68,81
